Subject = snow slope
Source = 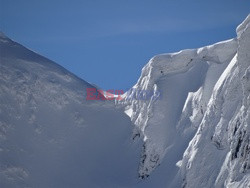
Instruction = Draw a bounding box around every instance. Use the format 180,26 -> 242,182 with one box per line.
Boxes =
178,15 -> 250,188
1,15 -> 250,188
0,33 -> 143,188
121,15 -> 250,187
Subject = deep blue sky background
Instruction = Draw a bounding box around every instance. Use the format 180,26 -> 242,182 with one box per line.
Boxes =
1,0 -> 250,90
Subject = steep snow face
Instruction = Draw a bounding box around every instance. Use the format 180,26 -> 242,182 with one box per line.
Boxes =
1,15 -> 250,188
122,15 -> 250,187
123,37 -> 237,179
0,34 -> 142,188
179,15 -> 250,188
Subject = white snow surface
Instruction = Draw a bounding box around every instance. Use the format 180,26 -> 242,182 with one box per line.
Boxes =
121,15 -> 250,187
0,34 -> 143,188
1,15 -> 250,188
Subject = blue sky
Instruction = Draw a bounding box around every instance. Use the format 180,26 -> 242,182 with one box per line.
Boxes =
1,0 -> 250,90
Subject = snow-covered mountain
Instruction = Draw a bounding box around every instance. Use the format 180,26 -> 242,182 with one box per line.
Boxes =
122,15 -> 250,187
0,15 -> 250,188
0,32 -> 143,188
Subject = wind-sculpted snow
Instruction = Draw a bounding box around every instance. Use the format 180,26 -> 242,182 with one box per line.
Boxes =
178,15 -> 250,188
123,37 -> 237,179
122,15 -> 250,187
1,14 -> 250,188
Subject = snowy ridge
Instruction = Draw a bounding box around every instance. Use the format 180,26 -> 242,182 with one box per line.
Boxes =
0,32 -> 142,188
1,14 -> 250,188
122,14 -> 250,187
123,36 -> 237,179
180,14 -> 250,188
0,33 -> 93,105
